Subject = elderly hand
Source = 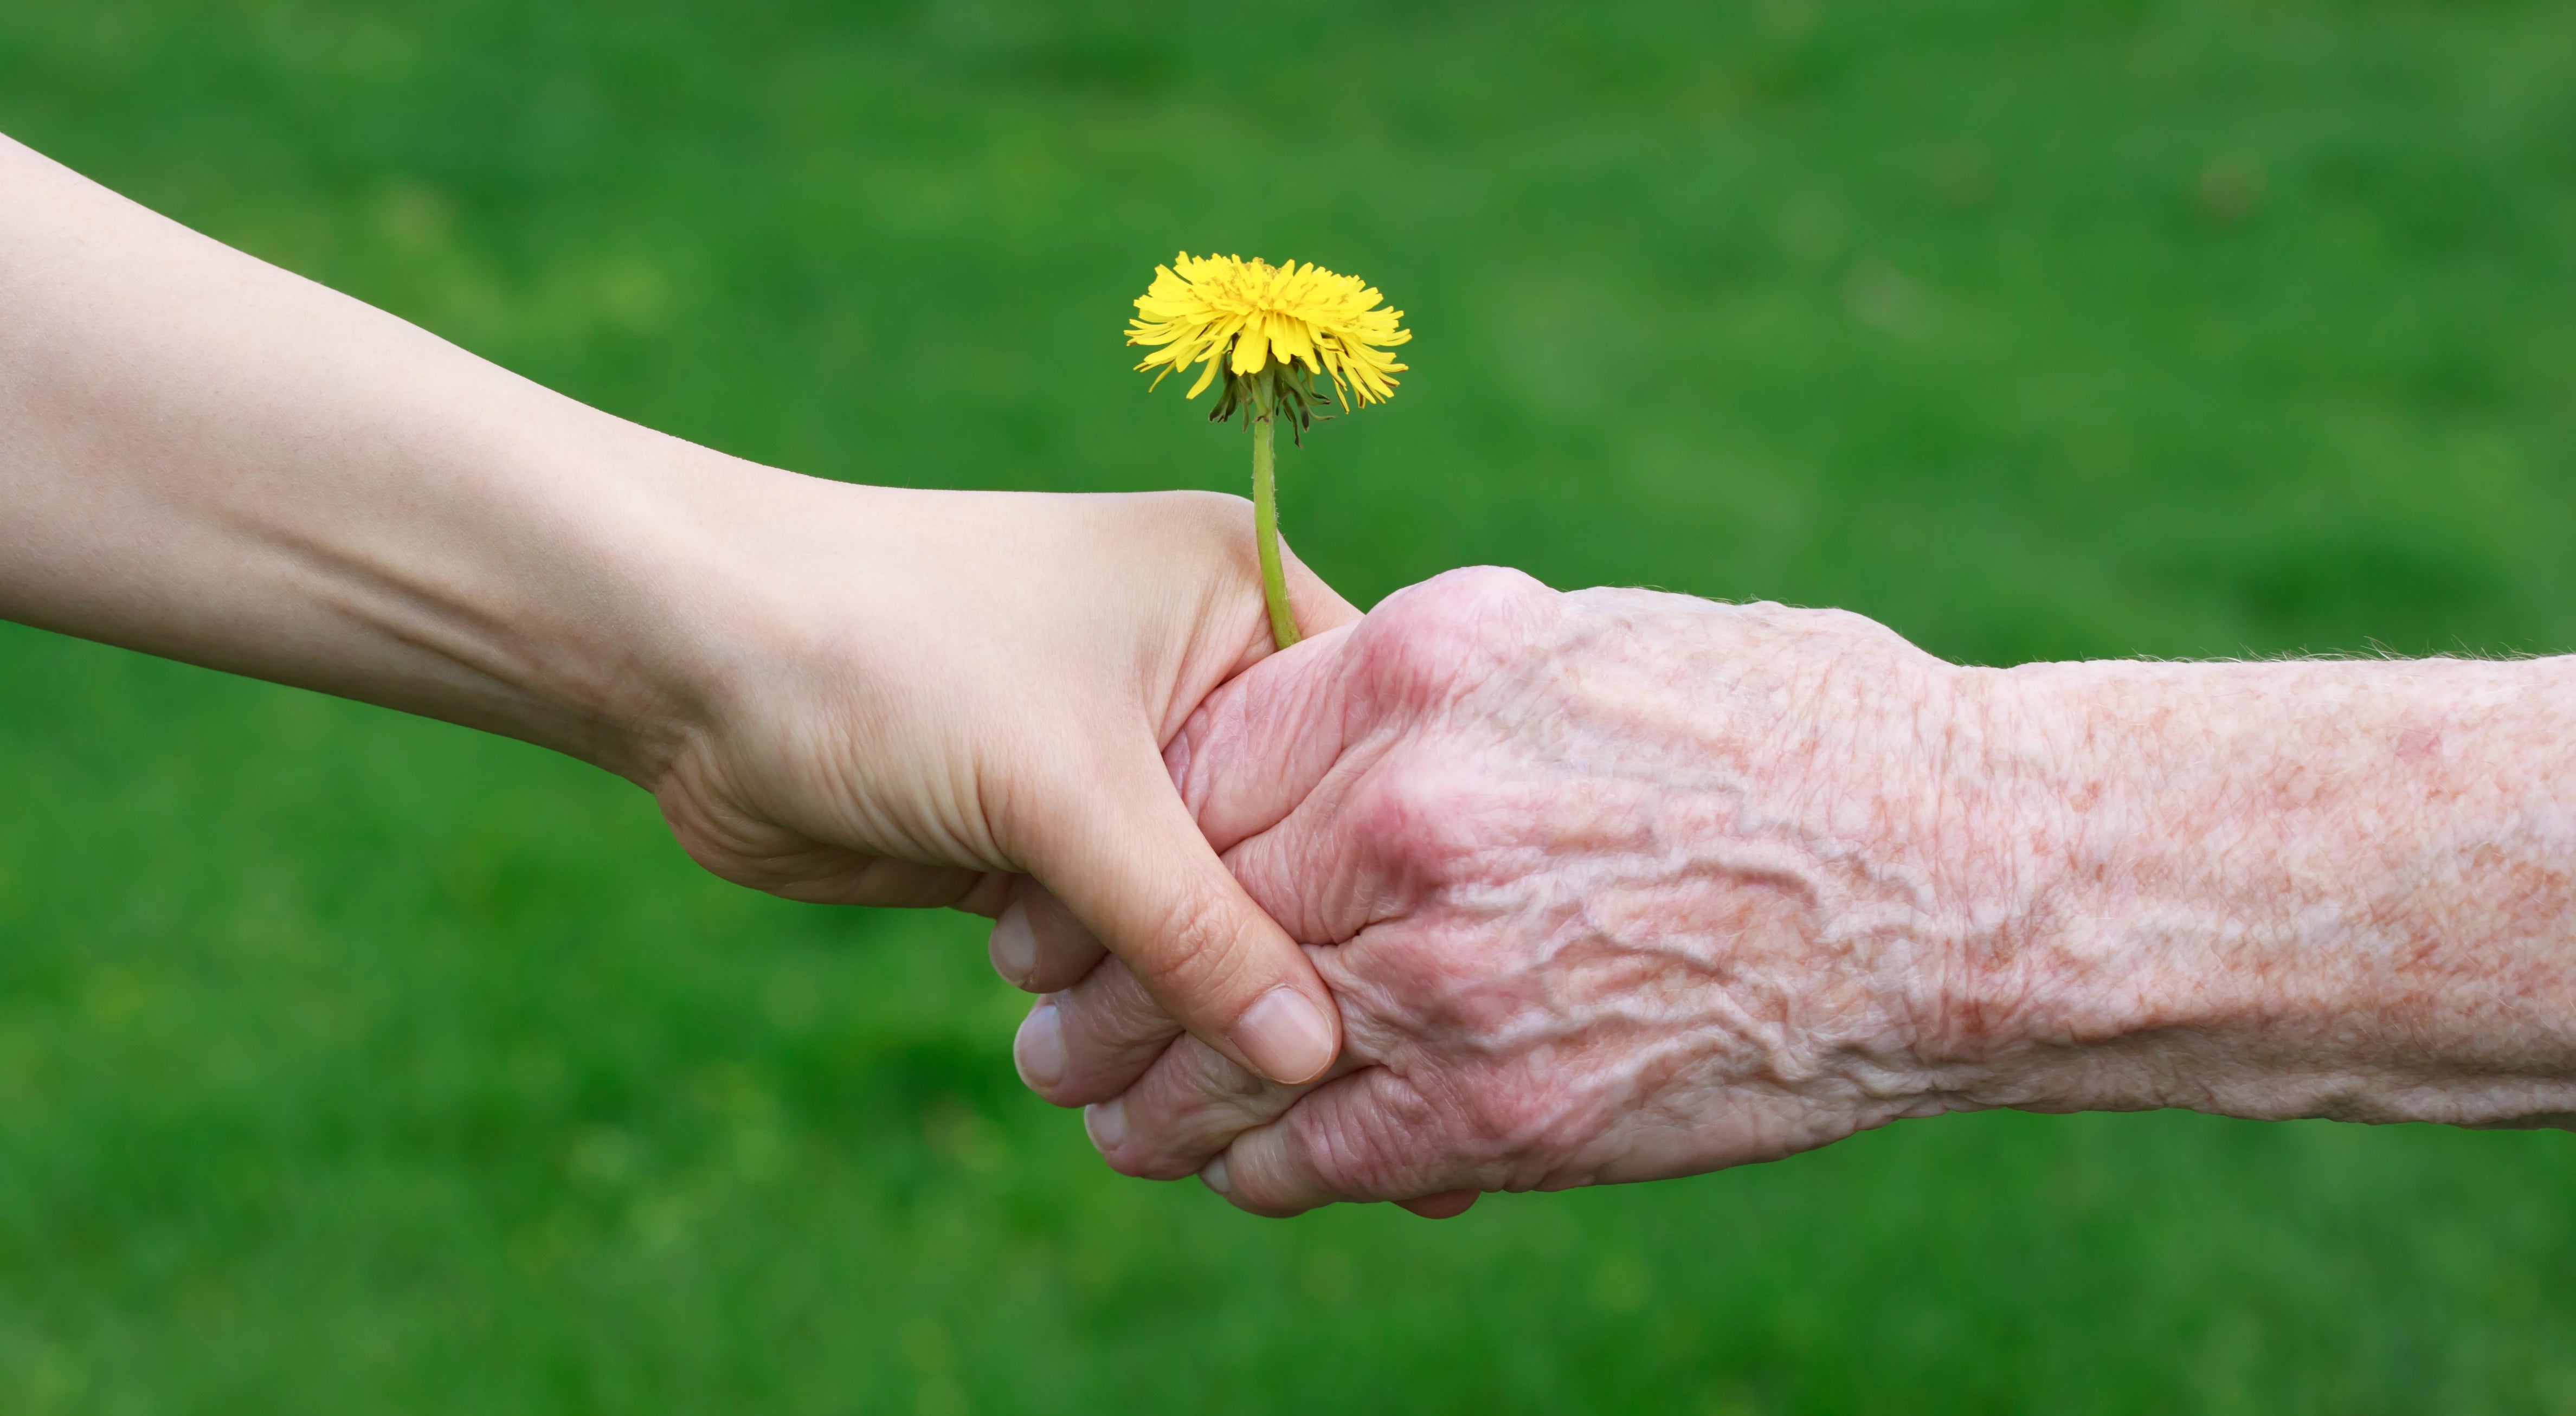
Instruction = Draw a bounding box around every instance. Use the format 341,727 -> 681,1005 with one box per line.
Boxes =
1005,567 -> 1991,1214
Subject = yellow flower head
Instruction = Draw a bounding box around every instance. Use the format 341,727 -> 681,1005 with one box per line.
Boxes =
1126,253 -> 1411,421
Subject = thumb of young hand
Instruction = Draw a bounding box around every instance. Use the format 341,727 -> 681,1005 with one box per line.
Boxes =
1023,748 -> 1338,1086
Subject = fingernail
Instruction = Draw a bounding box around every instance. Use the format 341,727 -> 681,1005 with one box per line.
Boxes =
1232,987 -> 1336,1084
1013,998 -> 1065,1091
1200,1155 -> 1232,1196
988,899 -> 1037,987
1083,1098 -> 1128,1151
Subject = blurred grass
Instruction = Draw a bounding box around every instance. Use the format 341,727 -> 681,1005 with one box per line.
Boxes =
3,0 -> 2575,1410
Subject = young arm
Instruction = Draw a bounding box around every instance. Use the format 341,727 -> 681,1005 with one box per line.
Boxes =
0,132 -> 1348,1086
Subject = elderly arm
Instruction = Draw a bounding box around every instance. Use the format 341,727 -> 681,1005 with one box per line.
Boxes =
1011,568 -> 2576,1215
1957,649 -> 2576,1127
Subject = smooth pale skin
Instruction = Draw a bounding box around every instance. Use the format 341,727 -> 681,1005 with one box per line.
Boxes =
1014,567 -> 2576,1218
0,132 -> 1355,1087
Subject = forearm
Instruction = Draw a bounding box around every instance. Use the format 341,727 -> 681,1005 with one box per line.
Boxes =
0,133 -> 1361,1073
0,133 -> 761,780
1954,655 -> 2576,1126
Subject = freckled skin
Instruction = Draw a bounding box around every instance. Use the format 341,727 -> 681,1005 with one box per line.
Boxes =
1038,568 -> 2576,1215
1967,655 -> 2576,1127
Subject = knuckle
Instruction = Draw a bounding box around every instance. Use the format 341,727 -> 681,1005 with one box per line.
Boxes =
1044,986 -> 1184,1106
1419,1069 -> 1575,1187
1356,567 -> 1557,700
1300,1130 -> 1396,1202
1042,1047 -> 1151,1110
1086,1111 -> 1159,1180
1144,490 -> 1261,568
1287,1083 -> 1429,1201
1462,1084 -> 1555,1155
1078,967 -> 1168,1039
1120,1130 -> 1207,1182
1392,565 -> 1555,619
1345,755 -> 1502,884
1370,1071 -> 1566,1194
1103,1042 -> 1277,1182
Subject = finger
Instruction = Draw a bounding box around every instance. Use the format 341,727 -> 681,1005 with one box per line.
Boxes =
948,871 -> 1017,919
756,852 -> 991,909
1197,1066 -> 1459,1217
1012,956 -> 1183,1106
986,878 -> 1108,993
1010,995 -> 1067,1099
1164,623 -> 1364,858
1396,1190 -> 1479,1220
1080,1026 -> 1362,1181
659,784 -> 1001,909
1023,745 -> 1339,1086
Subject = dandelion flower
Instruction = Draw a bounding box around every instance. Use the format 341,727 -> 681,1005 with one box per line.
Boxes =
1128,253 -> 1411,416
1124,253 -> 1411,648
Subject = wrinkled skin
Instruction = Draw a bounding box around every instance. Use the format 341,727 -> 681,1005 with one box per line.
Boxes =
1019,567 -> 2576,1217
1010,567 -> 1988,1217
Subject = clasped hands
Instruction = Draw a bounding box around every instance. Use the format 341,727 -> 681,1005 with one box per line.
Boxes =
7,133 -> 2025,1217
990,560 -> 1995,1218
15,132 -> 2574,1230
974,542 -> 2576,1215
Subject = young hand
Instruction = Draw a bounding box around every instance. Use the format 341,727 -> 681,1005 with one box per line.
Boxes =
0,132 -> 1355,1086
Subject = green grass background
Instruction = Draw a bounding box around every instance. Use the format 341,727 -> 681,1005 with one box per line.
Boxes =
4,0 -> 2575,1409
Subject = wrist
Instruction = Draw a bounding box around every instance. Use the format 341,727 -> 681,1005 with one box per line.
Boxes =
1933,657 -> 2576,1126
1900,660 -> 2178,1112
1924,659 -> 2338,1116
451,408 -> 822,788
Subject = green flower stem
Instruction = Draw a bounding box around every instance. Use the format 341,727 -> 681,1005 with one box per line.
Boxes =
1249,394 -> 1299,651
